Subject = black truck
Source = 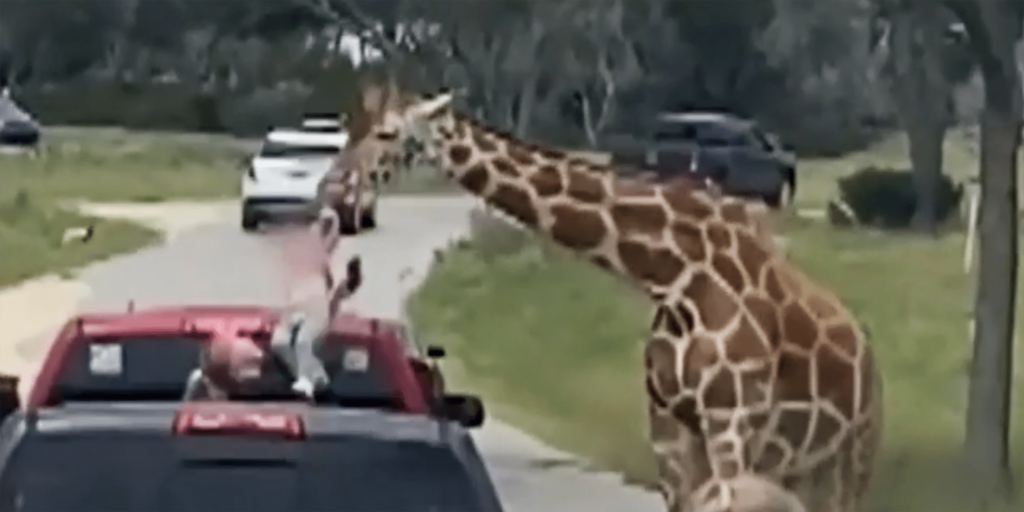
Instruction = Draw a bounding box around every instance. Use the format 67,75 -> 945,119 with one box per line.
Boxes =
0,401 -> 503,512
607,112 -> 797,208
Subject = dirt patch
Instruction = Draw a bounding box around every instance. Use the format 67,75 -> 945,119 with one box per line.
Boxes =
74,200 -> 235,241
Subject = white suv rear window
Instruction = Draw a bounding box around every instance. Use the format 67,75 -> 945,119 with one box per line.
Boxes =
258,141 -> 338,159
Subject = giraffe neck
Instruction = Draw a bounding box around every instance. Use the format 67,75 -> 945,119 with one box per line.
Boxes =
423,110 -> 734,296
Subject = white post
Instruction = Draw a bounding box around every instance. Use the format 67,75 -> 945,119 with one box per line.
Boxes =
964,176 -> 981,344
963,177 -> 982,274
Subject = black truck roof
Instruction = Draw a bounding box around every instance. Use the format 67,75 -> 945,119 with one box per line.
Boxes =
0,403 -> 502,512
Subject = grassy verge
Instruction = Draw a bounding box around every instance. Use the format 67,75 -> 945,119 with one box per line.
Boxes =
410,214 -> 1023,511
0,127 -> 235,287
794,129 -> 984,211
0,126 -> 247,203
0,192 -> 160,287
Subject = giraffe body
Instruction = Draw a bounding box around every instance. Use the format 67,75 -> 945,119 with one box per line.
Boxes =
344,81 -> 881,512
318,137 -> 391,233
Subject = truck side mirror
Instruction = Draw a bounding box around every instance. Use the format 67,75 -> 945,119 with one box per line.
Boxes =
440,394 -> 484,428
0,374 -> 20,424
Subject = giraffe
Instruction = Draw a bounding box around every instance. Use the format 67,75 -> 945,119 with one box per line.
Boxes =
316,133 -> 393,234
343,79 -> 882,512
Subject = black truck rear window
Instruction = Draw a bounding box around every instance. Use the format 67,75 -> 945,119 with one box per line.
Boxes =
55,337 -> 204,401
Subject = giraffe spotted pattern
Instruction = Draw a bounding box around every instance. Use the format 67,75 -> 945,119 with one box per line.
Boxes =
341,78 -> 882,512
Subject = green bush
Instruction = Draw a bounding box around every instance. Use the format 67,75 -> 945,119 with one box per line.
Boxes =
17,79 -> 359,137
121,85 -> 216,132
18,82 -> 222,132
218,86 -> 309,137
837,166 -> 964,229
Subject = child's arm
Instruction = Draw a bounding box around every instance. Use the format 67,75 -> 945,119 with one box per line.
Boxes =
328,256 -> 362,315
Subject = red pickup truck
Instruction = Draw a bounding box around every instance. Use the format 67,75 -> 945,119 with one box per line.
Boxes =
0,305 -> 482,427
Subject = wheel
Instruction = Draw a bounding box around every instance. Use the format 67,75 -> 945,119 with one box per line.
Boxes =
360,207 -> 377,230
336,207 -> 359,235
241,206 -> 259,232
765,172 -> 795,210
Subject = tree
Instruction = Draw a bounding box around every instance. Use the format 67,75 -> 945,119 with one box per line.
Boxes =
945,0 -> 1023,505
877,2 -> 962,233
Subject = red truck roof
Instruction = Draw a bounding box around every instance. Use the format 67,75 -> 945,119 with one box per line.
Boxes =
26,305 -> 429,415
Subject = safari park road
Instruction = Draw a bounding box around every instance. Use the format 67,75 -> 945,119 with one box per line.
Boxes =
0,196 -> 661,512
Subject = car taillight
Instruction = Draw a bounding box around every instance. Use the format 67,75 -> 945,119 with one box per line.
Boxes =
173,408 -> 305,440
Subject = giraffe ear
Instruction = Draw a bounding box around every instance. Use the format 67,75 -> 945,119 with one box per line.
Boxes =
406,92 -> 453,120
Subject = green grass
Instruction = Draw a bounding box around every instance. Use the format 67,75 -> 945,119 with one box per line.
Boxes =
0,127 -> 249,202
0,127 -> 245,287
0,191 -> 160,287
795,129 -> 983,211
408,130 -> 1024,511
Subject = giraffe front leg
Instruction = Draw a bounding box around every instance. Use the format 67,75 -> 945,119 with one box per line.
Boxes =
688,411 -> 760,512
648,400 -> 712,512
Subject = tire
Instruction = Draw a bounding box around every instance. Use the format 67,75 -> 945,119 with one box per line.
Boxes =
765,169 -> 796,210
360,206 -> 377,230
336,207 -> 359,235
765,183 -> 789,209
241,205 -> 259,232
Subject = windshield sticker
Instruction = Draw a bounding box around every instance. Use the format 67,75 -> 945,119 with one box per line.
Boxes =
88,344 -> 123,375
342,347 -> 369,372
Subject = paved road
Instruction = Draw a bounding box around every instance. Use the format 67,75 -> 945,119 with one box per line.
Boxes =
24,196 -> 661,512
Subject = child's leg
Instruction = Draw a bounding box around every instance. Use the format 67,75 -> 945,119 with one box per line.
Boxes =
269,303 -> 331,398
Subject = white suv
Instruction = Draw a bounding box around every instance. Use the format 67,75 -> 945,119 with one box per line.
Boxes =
240,128 -> 348,231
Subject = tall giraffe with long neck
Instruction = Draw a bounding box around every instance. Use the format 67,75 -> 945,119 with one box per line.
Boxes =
346,80 -> 881,512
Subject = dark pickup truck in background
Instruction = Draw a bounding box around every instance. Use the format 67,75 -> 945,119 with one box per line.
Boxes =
605,112 -> 797,208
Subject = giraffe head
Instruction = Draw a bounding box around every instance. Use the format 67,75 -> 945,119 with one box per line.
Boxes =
344,77 -> 455,181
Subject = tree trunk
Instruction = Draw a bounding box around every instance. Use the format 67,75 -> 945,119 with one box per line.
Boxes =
907,121 -> 946,232
887,7 -> 951,233
965,68 -> 1020,504
514,72 -> 537,139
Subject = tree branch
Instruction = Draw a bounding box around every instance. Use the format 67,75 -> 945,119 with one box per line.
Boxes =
944,0 -> 1001,77
293,0 -> 404,59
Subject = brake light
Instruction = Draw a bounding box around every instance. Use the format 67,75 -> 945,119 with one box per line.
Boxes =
173,409 -> 305,440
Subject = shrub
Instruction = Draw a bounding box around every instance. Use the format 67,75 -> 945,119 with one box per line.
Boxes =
120,84 -> 215,132
218,85 -> 309,137
837,166 -> 964,229
17,82 -> 216,132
